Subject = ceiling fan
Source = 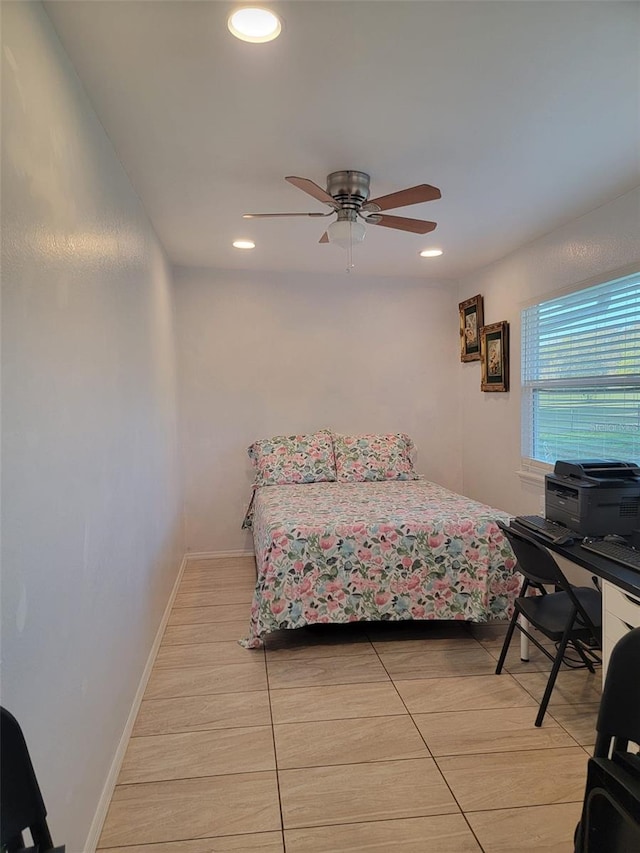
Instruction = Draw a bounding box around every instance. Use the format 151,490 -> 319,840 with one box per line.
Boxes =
243,171 -> 441,247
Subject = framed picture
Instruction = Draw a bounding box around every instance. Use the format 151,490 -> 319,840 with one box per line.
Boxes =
459,294 -> 484,362
481,321 -> 509,392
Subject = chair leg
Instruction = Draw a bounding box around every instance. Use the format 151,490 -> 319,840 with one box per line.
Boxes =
31,818 -> 55,851
496,609 -> 520,675
570,639 -> 596,673
535,622 -> 573,727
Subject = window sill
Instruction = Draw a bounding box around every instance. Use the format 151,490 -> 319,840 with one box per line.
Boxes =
516,469 -> 546,486
517,459 -> 552,486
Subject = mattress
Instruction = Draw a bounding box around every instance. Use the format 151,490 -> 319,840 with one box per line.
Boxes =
242,479 -> 518,647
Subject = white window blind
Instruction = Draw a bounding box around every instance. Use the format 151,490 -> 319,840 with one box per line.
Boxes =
521,272 -> 640,465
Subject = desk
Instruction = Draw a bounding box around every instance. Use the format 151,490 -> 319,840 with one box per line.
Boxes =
510,525 -> 640,676
538,538 -> 640,601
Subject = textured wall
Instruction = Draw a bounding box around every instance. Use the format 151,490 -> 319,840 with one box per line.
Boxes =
174,268 -> 461,552
1,4 -> 184,849
457,187 -> 640,516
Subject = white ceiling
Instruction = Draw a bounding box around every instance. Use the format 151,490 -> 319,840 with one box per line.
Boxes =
44,1 -> 640,280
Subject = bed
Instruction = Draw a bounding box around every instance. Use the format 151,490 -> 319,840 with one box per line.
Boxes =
241,477 -> 519,648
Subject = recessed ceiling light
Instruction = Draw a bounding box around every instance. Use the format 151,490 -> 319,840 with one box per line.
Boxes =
419,248 -> 443,258
228,8 -> 282,43
233,239 -> 256,249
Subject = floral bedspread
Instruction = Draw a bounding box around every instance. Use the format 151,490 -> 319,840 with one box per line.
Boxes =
242,480 -> 519,648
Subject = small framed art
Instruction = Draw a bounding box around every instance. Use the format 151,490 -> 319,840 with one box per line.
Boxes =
481,321 -> 509,392
459,294 -> 484,362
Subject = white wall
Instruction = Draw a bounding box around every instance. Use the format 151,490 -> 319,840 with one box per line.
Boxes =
2,4 -> 636,844
174,267 -> 460,552
457,187 -> 640,517
1,4 -> 184,850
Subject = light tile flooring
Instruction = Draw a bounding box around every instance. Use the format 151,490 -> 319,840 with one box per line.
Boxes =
98,556 -> 601,852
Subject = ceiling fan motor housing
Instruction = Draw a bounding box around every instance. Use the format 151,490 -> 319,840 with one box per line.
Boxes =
326,171 -> 370,209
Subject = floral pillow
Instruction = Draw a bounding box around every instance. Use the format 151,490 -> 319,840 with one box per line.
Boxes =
248,429 -> 337,486
333,432 -> 418,482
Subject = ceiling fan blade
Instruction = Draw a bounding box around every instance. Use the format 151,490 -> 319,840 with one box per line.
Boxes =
243,212 -> 330,218
319,231 -> 329,243
369,214 -> 437,234
365,184 -> 441,212
286,176 -> 339,208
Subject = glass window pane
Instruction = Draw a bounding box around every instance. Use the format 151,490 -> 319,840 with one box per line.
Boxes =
533,388 -> 640,463
522,271 -> 640,465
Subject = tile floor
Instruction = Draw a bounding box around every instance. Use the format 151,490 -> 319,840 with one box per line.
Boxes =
98,556 -> 602,852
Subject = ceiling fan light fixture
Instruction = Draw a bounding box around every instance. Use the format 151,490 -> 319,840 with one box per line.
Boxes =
227,7 -> 282,43
233,239 -> 256,249
327,219 -> 366,249
419,248 -> 443,257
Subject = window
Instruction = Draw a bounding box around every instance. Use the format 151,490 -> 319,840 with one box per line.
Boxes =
521,271 -> 640,466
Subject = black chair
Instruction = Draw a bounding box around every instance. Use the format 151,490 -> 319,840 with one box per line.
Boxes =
495,520 -> 602,727
0,706 -> 66,853
574,627 -> 640,852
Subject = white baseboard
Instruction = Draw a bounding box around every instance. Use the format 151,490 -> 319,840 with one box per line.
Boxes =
186,549 -> 255,560
83,553 -> 188,852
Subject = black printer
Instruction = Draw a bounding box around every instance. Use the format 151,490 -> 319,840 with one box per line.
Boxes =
545,459 -> 640,537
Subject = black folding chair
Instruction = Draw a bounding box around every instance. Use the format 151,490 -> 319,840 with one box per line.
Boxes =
495,520 -> 602,727
1,706 -> 66,853
574,627 -> 640,852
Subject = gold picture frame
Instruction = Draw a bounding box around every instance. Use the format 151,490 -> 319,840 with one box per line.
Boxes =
481,321 -> 509,392
459,294 -> 484,362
